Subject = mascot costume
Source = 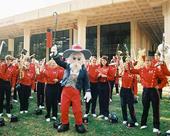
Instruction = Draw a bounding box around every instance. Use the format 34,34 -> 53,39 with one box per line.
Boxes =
51,44 -> 92,133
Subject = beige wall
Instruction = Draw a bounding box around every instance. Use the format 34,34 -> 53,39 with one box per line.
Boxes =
24,28 -> 31,55
8,39 -> 14,56
163,0 -> 170,45
131,20 -> 154,58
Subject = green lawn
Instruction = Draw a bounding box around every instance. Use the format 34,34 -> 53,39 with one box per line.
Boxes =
0,89 -> 170,136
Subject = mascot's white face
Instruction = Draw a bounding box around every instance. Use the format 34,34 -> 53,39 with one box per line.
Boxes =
68,52 -> 85,75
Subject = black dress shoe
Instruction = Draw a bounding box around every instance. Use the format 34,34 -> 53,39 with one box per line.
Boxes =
75,124 -> 86,133
57,124 -> 69,132
0,118 -> 5,127
10,115 -> 18,122
53,120 -> 61,129
35,109 -> 42,115
45,114 -> 50,119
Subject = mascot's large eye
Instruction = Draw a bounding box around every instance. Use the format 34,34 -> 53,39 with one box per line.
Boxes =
73,57 -> 81,61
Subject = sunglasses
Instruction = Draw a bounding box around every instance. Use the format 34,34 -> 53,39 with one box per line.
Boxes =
73,57 -> 81,61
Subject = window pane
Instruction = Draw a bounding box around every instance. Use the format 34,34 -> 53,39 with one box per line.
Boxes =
30,33 -> 46,60
14,37 -> 24,58
86,26 -> 97,56
53,30 -> 69,53
100,22 -> 130,60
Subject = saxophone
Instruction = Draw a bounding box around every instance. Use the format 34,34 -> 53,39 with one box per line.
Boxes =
18,54 -> 25,79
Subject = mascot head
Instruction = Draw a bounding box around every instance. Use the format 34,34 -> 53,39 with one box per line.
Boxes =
63,44 -> 91,74
64,44 -> 91,73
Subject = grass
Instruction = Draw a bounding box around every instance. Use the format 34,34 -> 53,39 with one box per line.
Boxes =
0,87 -> 170,136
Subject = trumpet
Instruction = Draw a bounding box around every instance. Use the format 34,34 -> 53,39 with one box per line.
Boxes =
18,50 -> 35,79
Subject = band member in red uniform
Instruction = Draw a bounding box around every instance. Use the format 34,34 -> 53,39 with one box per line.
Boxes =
97,56 -> 112,120
131,57 -> 167,134
0,55 -> 16,118
52,44 -> 91,133
119,61 -> 138,126
36,59 -> 46,109
17,57 -> 35,114
108,62 -> 117,102
44,59 -> 60,122
84,56 -> 99,118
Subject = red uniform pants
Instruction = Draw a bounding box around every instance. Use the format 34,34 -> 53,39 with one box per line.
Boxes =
61,86 -> 82,125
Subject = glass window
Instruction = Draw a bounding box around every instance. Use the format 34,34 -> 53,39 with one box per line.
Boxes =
14,37 -> 24,58
53,30 -> 69,53
30,33 -> 46,60
0,39 -> 8,59
86,26 -> 97,56
100,22 -> 130,60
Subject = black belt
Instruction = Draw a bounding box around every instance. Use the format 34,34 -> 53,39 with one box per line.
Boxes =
0,78 -> 10,83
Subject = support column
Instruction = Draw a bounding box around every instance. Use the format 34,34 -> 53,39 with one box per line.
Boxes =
146,38 -> 149,51
163,1 -> 170,46
97,25 -> 100,59
46,47 -> 49,61
77,16 -> 87,49
142,34 -> 147,49
24,28 -> 31,55
131,20 -> 139,59
73,29 -> 78,44
8,39 -> 14,56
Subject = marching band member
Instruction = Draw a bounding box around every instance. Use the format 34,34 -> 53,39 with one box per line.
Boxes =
17,57 -> 35,114
119,61 -> 138,126
97,56 -> 112,120
44,59 -> 60,122
131,57 -> 167,134
36,59 -> 46,109
0,55 -> 16,118
108,60 -> 117,102
84,56 -> 99,118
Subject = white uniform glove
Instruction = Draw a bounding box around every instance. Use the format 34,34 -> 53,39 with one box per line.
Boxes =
84,92 -> 91,103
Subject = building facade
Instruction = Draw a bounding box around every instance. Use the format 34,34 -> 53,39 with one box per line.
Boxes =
0,0 -> 169,60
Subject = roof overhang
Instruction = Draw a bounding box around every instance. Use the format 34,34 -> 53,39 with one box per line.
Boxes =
0,0 -> 167,44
